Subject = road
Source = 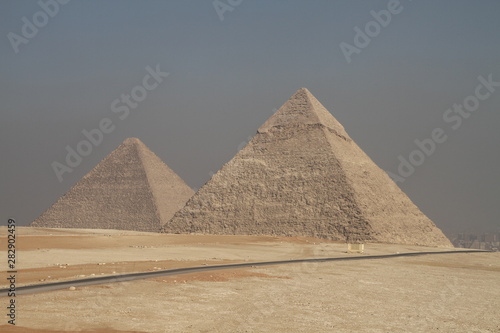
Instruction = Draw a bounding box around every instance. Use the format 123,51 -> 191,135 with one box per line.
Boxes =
0,249 -> 490,296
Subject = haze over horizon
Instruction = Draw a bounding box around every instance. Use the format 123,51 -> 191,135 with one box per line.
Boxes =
2,0 -> 499,235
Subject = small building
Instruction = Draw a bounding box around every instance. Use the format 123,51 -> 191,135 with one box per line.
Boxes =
347,243 -> 364,253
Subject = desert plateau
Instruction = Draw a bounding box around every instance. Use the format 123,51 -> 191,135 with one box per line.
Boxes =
1,227 -> 498,333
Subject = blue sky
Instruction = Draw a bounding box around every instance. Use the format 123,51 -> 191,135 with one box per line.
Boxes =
1,0 -> 499,234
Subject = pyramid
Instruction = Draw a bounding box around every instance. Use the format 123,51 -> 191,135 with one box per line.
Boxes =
163,88 -> 452,247
31,138 -> 194,232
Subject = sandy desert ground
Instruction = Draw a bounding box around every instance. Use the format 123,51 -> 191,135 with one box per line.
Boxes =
0,227 -> 499,333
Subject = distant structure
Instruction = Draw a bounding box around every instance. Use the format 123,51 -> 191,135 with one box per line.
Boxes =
451,232 -> 500,251
163,88 -> 452,247
31,138 -> 194,232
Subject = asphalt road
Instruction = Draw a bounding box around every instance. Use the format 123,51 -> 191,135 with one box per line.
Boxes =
0,249 -> 490,296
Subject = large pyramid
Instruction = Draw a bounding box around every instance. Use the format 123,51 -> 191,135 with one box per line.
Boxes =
163,88 -> 452,247
31,138 -> 194,232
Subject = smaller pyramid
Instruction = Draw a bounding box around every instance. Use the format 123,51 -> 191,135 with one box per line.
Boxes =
31,138 -> 194,232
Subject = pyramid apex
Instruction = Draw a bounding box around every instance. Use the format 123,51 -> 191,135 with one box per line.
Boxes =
297,87 -> 310,92
122,137 -> 142,145
258,88 -> 349,138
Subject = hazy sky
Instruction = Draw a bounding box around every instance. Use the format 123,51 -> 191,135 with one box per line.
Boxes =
1,0 -> 499,235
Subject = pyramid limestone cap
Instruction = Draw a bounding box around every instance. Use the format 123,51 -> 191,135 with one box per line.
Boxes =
258,88 -> 349,139
121,137 -> 151,152
123,137 -> 141,145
